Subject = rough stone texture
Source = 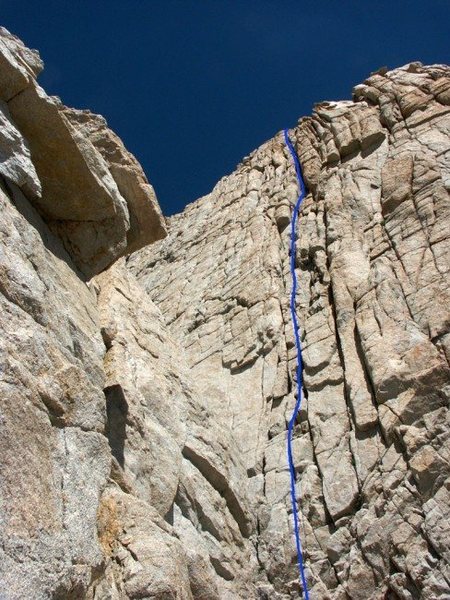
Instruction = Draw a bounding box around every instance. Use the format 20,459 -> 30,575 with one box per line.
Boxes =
92,259 -> 257,599
0,178 -> 110,598
129,63 -> 450,598
0,26 -> 43,101
0,27 -> 166,277
0,28 -> 449,600
63,109 -> 166,255
0,98 -> 41,198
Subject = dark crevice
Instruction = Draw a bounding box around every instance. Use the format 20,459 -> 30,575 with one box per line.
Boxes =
353,308 -> 389,449
326,284 -> 362,494
104,384 -> 128,468
182,444 -> 251,538
209,556 -> 235,581
164,503 -> 174,526
1,177 -> 87,282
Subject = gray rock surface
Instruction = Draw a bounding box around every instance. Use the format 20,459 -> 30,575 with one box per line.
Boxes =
0,27 -> 449,600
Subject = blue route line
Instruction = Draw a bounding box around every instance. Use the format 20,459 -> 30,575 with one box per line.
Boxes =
283,128 -> 310,599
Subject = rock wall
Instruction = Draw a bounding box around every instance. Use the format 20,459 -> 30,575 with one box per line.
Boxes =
129,63 -> 450,599
0,28 -> 449,600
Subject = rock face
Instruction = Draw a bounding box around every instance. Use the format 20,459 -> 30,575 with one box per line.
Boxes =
0,28 -> 449,600
129,62 -> 450,599
0,26 -> 166,277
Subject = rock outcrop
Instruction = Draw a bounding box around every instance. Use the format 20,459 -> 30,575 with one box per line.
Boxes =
0,27 -> 166,277
0,28 -> 449,600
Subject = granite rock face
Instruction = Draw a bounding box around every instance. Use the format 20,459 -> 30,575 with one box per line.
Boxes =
129,63 -> 450,598
0,27 -> 166,277
0,27 -> 449,600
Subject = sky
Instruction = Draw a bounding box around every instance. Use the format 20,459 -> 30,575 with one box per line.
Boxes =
2,1 -> 449,215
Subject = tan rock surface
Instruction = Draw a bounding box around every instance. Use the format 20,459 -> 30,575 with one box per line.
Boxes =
0,179 -> 110,598
0,98 -> 41,198
0,26 -> 43,101
0,27 -> 166,277
0,27 -> 449,600
92,260 -> 258,598
130,63 -> 450,598
63,109 -> 166,255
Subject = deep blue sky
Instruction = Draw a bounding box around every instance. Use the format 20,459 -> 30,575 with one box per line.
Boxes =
2,1 -> 449,215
